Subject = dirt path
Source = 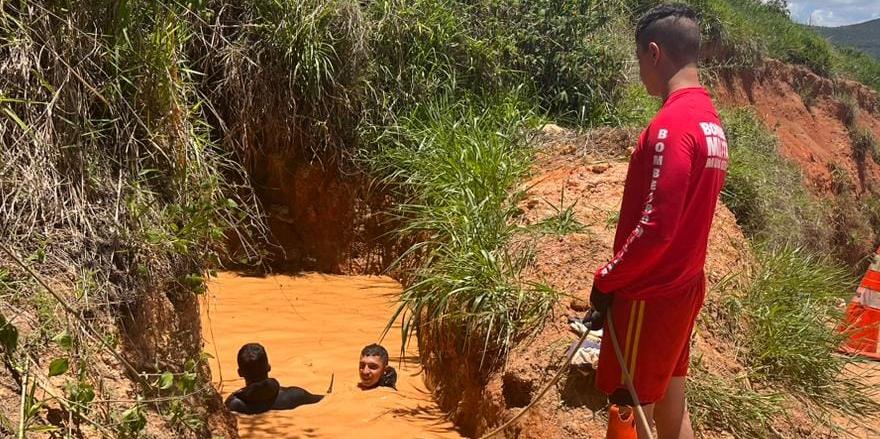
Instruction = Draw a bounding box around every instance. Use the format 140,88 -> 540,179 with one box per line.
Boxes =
200,272 -> 463,438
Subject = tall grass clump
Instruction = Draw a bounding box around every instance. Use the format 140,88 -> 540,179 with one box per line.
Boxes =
719,108 -> 832,253
368,97 -> 558,369
833,47 -> 880,92
189,0 -> 367,164
724,247 -> 877,416
850,126 -> 879,164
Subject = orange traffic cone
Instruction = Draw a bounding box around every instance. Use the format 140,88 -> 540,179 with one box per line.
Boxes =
606,404 -> 637,439
839,247 -> 880,360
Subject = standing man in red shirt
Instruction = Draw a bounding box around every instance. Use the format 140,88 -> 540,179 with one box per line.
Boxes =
584,4 -> 728,438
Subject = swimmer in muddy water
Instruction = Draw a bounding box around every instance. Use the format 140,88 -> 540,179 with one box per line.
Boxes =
358,344 -> 397,390
225,343 -> 325,415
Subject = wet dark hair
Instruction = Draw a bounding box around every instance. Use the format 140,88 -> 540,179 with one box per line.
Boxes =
360,343 -> 389,365
237,343 -> 270,380
635,3 -> 701,64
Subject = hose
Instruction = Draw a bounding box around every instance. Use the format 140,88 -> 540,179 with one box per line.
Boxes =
476,325 -> 592,439
477,305 -> 655,439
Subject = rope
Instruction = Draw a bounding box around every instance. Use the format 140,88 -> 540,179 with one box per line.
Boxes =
476,326 -> 592,439
478,305 -> 656,439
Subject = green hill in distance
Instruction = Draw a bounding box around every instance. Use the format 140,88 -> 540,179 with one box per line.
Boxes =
812,18 -> 880,59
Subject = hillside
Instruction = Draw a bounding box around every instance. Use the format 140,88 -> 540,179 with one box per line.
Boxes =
1,1 -> 879,438
813,18 -> 880,59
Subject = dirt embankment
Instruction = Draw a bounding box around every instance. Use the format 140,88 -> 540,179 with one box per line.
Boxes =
421,127 -> 754,438
714,59 -> 880,195
0,278 -> 237,439
240,148 -> 405,275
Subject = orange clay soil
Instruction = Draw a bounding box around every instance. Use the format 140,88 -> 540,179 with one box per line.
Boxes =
200,272 -> 463,439
713,59 -> 880,194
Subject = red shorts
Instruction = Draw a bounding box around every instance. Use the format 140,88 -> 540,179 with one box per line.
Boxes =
595,275 -> 706,404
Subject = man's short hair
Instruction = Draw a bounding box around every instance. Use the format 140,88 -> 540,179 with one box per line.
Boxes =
237,343 -> 270,378
360,344 -> 389,365
635,3 -> 701,64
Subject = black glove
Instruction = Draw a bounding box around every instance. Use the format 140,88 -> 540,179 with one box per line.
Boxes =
584,284 -> 613,331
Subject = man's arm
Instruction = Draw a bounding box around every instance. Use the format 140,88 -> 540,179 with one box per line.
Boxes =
593,125 -> 694,295
273,386 -> 324,410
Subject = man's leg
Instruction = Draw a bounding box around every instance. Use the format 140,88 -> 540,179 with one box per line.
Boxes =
634,403 -> 655,439
652,377 -> 694,439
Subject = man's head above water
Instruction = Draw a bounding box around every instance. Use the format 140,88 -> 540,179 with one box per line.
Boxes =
358,344 -> 391,389
237,342 -> 271,383
635,3 -> 701,98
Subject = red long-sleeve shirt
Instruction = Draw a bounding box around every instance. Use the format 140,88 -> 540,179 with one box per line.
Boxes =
594,87 -> 728,300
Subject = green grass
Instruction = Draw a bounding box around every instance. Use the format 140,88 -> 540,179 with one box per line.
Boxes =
720,108 -> 833,253
368,97 -> 558,368
687,360 -> 784,439
850,126 -> 879,164
533,188 -> 588,236
723,247 -> 877,415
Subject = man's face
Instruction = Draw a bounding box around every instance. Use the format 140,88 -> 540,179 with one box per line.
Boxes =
637,42 -> 663,97
359,355 -> 385,388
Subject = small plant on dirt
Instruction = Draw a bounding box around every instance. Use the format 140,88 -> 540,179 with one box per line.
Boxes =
604,210 -> 620,230
850,126 -> 878,164
793,76 -> 819,110
835,91 -> 858,128
160,360 -> 204,432
118,403 -> 147,438
534,187 -> 587,236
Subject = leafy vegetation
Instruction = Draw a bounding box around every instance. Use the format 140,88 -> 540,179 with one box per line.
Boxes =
720,247 -> 877,423
720,108 -> 834,253
370,98 -> 558,368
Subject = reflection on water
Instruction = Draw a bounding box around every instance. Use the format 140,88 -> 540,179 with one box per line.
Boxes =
201,272 -> 463,438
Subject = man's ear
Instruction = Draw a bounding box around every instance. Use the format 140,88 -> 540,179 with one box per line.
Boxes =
266,364 -> 271,374
649,42 -> 661,65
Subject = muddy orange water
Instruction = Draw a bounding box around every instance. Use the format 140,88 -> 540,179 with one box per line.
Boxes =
200,272 -> 464,439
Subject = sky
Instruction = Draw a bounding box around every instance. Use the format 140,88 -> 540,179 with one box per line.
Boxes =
786,1 -> 880,27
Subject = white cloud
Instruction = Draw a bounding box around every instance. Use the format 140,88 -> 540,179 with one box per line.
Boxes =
787,0 -> 880,26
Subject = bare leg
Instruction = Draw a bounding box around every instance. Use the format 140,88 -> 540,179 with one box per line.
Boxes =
634,403 -> 655,439
652,377 -> 694,439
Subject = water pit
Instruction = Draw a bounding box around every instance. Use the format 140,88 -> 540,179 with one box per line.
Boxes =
201,272 -> 464,438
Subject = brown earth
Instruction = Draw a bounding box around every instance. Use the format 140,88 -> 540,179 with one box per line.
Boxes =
238,150 -> 404,275
713,59 -> 880,196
